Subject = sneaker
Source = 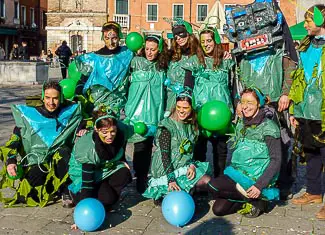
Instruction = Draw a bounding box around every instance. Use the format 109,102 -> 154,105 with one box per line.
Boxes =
291,193 -> 323,205
316,205 -> 325,220
237,201 -> 266,218
62,193 -> 74,208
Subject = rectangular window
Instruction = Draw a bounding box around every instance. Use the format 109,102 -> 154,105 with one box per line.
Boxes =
14,2 -> 19,19
21,5 -> 26,25
173,4 -> 184,20
147,4 -> 158,22
197,4 -> 208,22
116,0 -> 128,15
0,0 -> 5,18
30,8 -> 35,25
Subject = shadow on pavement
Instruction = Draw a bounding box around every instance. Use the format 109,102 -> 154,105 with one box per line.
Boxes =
184,217 -> 235,235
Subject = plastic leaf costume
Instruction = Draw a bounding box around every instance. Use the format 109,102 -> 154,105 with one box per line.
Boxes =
143,117 -> 211,200
124,56 -> 166,143
0,103 -> 82,207
75,46 -> 133,114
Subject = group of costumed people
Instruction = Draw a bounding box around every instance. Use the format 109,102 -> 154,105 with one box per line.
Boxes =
1,0 -> 325,223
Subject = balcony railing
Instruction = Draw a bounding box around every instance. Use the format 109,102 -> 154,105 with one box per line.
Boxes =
113,14 -> 130,28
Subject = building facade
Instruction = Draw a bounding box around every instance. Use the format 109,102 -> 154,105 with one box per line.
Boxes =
47,0 -> 109,54
0,0 -> 47,58
47,0 -> 298,53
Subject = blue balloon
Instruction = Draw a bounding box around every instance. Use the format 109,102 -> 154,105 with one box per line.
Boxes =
73,198 -> 106,232
162,191 -> 195,227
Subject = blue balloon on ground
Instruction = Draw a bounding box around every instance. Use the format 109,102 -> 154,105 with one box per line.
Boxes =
73,198 -> 106,232
162,191 -> 195,227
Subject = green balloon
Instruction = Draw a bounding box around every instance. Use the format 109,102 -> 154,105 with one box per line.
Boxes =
126,32 -> 144,52
198,100 -> 231,131
7,164 -> 24,180
68,61 -> 82,81
60,79 -> 77,100
134,122 -> 147,135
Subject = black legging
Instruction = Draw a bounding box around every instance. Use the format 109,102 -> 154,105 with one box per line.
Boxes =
72,167 -> 132,207
133,137 -> 154,179
194,135 -> 228,177
208,175 -> 244,216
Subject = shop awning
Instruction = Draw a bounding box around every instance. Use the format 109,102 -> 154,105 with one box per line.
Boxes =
0,28 -> 17,35
289,21 -> 307,40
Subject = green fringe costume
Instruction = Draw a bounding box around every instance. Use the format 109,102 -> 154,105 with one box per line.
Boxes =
68,121 -> 134,194
0,104 -> 82,207
124,56 -> 166,143
192,56 -> 235,112
143,117 -> 211,200
226,118 -> 281,200
166,55 -> 200,113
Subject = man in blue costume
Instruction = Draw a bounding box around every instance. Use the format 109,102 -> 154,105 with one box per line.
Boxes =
74,21 -> 133,116
0,81 -> 82,208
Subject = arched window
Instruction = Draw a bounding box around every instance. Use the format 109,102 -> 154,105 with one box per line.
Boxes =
71,35 -> 82,53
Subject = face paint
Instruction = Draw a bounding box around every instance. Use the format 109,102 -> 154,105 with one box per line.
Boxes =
96,126 -> 117,144
240,93 -> 259,118
103,30 -> 119,50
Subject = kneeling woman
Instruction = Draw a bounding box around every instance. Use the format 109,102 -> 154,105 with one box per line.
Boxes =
68,106 -> 132,209
208,88 -> 281,217
143,91 -> 211,203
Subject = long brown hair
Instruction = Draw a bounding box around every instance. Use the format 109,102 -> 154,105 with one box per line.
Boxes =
138,37 -> 170,71
170,34 -> 206,67
199,29 -> 224,69
170,96 -> 198,132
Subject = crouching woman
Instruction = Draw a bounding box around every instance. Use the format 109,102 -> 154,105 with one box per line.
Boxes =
68,106 -> 132,210
208,88 -> 281,217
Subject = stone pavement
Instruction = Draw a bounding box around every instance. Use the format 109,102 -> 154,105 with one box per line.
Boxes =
0,85 -> 325,235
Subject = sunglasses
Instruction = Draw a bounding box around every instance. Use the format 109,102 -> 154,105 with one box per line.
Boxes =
174,32 -> 188,39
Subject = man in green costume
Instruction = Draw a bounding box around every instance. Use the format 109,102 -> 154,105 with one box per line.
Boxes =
0,81 -> 82,207
290,4 -> 325,220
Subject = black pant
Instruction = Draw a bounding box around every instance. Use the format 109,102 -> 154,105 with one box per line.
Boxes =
72,167 -> 132,207
208,175 -> 264,216
60,60 -> 69,79
25,146 -> 71,195
133,137 -> 153,179
305,147 -> 325,195
194,135 -> 228,177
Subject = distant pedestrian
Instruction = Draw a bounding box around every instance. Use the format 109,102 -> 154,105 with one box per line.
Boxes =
9,43 -> 19,60
55,40 -> 72,79
18,41 -> 29,61
47,49 -> 53,61
0,43 -> 6,60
